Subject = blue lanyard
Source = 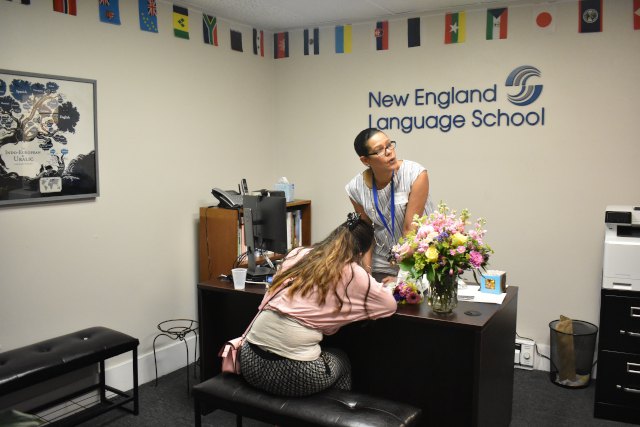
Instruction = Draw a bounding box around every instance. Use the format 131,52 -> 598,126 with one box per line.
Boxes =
372,171 -> 395,242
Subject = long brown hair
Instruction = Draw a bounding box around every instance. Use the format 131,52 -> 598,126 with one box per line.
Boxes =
269,216 -> 374,313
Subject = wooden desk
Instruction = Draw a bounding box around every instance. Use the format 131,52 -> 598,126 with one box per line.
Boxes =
197,279 -> 518,427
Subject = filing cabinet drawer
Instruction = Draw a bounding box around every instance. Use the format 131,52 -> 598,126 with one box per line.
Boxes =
596,350 -> 640,406
599,292 -> 640,353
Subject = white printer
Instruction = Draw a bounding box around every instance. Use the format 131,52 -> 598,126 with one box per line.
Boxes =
603,205 -> 640,291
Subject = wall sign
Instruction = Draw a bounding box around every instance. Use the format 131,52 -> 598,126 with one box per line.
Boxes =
0,69 -> 99,206
367,65 -> 546,134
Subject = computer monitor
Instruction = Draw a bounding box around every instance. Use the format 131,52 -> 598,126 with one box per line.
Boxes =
242,194 -> 288,278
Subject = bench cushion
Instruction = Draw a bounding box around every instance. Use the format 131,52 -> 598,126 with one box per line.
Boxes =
193,373 -> 422,427
0,326 -> 139,395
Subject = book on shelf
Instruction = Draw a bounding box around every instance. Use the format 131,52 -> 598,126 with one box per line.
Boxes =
286,211 -> 293,251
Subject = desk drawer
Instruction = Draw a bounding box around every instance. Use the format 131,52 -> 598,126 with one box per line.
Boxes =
599,292 -> 640,353
596,350 -> 640,406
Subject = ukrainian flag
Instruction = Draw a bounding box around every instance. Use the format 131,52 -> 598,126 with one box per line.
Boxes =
335,25 -> 352,54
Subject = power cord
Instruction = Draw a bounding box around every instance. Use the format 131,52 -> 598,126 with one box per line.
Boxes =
234,251 -> 248,269
516,332 -> 550,362
516,332 -> 598,370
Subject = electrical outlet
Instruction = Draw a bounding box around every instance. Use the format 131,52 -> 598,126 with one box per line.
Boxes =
515,337 -> 535,370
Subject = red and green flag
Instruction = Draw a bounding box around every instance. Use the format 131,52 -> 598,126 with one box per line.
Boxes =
486,8 -> 508,40
445,12 -> 465,44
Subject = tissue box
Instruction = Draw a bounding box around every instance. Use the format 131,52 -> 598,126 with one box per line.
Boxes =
274,182 -> 294,202
480,271 -> 507,294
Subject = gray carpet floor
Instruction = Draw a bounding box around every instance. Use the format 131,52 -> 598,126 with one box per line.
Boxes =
78,365 -> 635,427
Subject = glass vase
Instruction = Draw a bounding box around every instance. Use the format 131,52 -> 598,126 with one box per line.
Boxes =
429,274 -> 458,314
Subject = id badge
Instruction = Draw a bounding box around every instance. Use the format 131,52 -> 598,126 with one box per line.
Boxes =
395,191 -> 408,206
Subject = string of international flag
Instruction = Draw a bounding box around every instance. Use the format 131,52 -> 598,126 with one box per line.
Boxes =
5,0 -> 640,59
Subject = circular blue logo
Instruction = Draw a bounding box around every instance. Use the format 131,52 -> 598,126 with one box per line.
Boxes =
505,65 -> 543,106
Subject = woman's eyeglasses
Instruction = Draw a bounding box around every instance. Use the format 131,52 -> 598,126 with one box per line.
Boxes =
367,141 -> 396,157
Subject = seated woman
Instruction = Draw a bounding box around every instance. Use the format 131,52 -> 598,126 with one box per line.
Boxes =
240,213 -> 397,397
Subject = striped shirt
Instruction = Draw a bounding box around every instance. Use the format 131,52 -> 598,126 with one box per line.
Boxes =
345,159 -> 434,276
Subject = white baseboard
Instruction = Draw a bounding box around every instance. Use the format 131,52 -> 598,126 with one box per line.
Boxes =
105,334 -> 198,391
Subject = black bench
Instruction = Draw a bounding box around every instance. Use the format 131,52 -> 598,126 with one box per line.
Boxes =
0,327 -> 139,425
193,373 -> 422,427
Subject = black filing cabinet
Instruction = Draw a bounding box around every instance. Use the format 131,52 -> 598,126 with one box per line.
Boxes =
594,289 -> 640,424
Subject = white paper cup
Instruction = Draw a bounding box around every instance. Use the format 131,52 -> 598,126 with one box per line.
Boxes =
231,268 -> 247,290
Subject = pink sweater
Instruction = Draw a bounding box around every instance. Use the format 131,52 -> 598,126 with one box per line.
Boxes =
259,247 -> 397,335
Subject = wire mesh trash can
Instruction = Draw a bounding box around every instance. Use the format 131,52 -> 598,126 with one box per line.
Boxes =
549,319 -> 598,388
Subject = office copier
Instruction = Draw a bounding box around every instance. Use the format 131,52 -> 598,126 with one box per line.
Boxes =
603,205 -> 640,291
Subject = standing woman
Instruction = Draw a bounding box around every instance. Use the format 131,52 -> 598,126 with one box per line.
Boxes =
345,128 -> 434,284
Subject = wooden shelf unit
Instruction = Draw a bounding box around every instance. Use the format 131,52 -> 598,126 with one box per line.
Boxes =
198,200 -> 311,282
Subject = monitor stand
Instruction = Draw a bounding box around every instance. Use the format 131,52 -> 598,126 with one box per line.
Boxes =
246,248 -> 276,280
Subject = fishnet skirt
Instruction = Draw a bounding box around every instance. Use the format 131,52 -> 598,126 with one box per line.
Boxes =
240,341 -> 351,397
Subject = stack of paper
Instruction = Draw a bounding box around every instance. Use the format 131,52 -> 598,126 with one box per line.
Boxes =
458,284 -> 507,304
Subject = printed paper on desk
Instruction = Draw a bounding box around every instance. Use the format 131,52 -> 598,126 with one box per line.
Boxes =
458,284 -> 506,304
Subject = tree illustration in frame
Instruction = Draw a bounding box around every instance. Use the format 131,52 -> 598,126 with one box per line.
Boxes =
0,70 -> 98,206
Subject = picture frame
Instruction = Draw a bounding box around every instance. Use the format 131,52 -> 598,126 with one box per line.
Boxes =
0,69 -> 99,206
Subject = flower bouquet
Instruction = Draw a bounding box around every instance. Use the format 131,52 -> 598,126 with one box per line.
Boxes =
392,202 -> 493,313
392,280 -> 424,305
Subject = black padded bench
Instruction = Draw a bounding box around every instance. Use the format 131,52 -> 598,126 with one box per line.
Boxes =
193,373 -> 422,427
0,327 -> 139,425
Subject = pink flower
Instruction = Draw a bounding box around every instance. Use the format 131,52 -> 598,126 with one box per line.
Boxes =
449,249 -> 457,256
417,240 -> 430,253
469,251 -> 484,268
406,291 -> 421,304
394,242 -> 413,260
416,224 -> 434,239
457,246 -> 466,254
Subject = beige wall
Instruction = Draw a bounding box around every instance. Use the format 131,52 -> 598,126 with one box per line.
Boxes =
1,0 -> 639,359
0,1 -> 276,352
273,2 -> 640,347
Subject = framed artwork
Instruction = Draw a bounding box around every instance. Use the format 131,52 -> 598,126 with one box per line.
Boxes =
0,69 -> 98,206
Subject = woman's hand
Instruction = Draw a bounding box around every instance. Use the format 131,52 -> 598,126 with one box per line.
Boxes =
403,170 -> 430,235
381,275 -> 396,286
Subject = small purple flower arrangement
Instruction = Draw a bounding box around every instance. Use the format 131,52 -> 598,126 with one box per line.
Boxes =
392,280 -> 424,305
